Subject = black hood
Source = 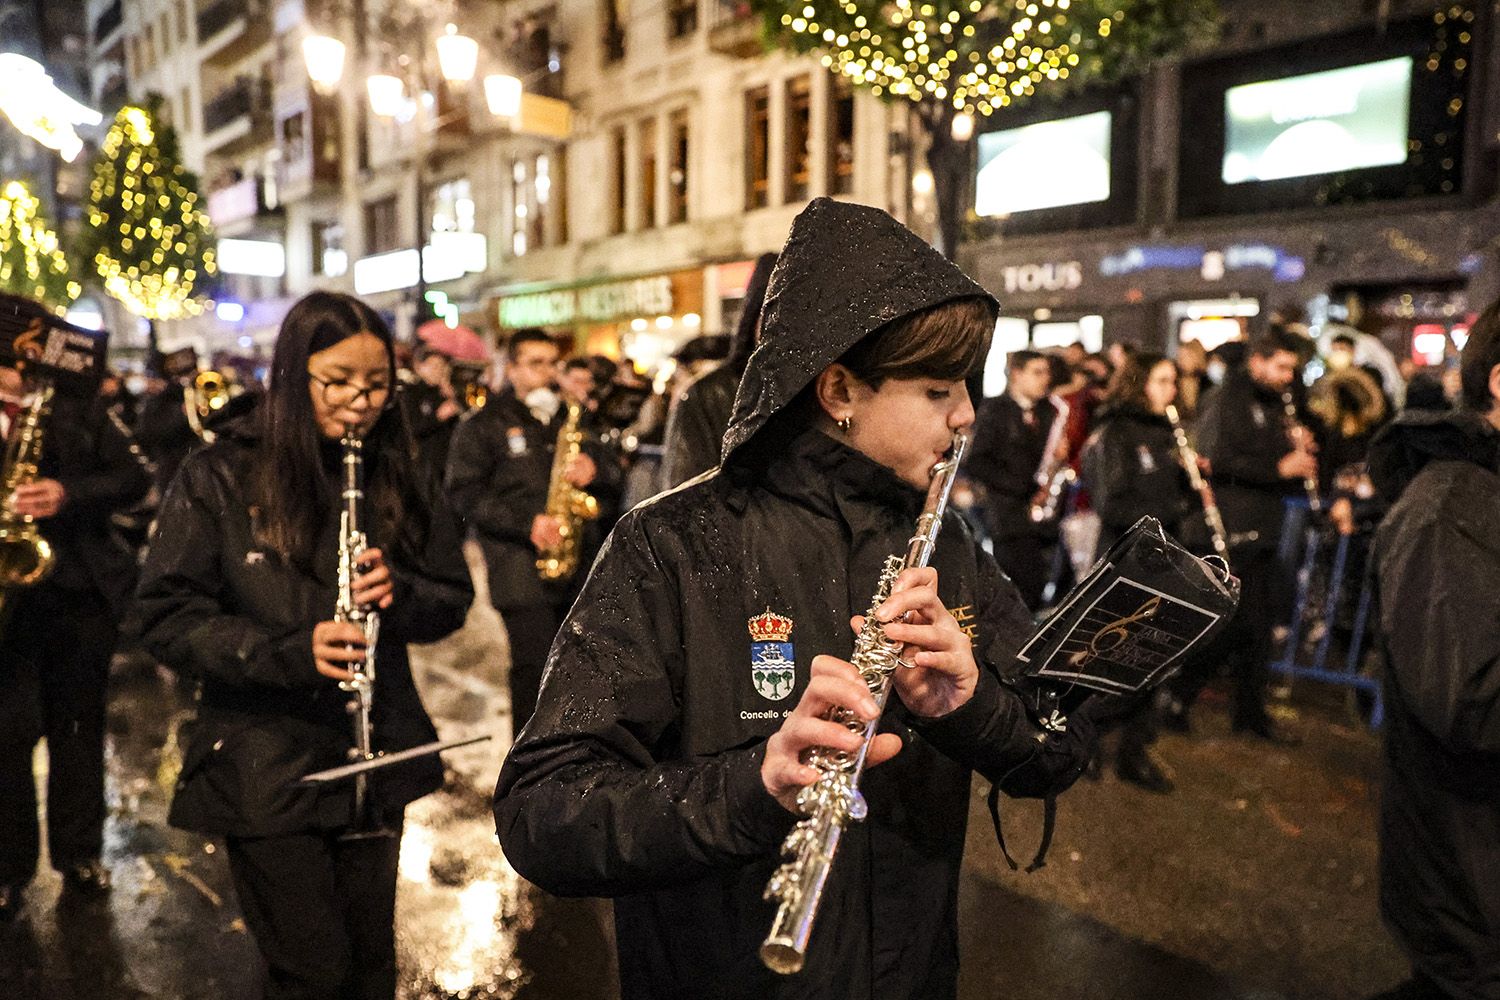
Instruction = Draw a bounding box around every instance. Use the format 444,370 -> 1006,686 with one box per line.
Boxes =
721,198 -> 997,464
1369,407 -> 1500,505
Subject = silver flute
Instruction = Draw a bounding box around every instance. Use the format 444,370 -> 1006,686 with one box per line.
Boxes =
336,432 -> 380,826
1164,404 -> 1229,563
760,430 -> 969,975
1281,391 -> 1321,514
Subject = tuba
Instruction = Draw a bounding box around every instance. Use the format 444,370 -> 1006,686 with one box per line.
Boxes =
761,432 -> 969,974
536,401 -> 600,582
184,369 -> 231,443
0,381 -> 57,597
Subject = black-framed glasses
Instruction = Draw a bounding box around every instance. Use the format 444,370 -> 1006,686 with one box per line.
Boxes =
308,372 -> 393,408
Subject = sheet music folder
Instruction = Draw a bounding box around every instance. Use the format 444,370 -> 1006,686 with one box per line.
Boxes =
1015,517 -> 1241,697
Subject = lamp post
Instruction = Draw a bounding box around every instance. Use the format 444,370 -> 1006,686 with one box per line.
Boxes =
302,11 -> 523,324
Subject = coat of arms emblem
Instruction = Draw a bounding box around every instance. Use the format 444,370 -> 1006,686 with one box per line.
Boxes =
748,608 -> 796,702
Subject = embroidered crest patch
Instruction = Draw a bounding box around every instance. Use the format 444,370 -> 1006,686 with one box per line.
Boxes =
748,608 -> 796,702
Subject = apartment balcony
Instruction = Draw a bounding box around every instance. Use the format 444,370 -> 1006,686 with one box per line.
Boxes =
198,0 -> 272,68
206,174 -> 283,233
275,94 -> 340,202
707,0 -> 761,58
93,0 -> 123,45
202,76 -> 274,155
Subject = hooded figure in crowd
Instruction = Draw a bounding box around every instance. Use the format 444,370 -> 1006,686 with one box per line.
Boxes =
1367,299 -> 1500,1000
494,198 -> 1092,1000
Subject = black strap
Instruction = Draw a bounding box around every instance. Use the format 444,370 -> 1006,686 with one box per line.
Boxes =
986,783 -> 1058,874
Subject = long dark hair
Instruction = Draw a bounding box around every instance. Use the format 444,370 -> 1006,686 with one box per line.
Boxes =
250,291 -> 428,569
1104,351 -> 1174,413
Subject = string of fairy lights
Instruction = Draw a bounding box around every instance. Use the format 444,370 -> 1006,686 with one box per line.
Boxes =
0,180 -> 80,311
86,105 -> 215,321
777,0 -> 1116,116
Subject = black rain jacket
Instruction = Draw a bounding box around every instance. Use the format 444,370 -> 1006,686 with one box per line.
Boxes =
493,198 -> 1091,1000
1369,409 -> 1500,999
444,386 -> 620,611
1081,405 -> 1193,556
1197,366 -> 1305,552
135,417 -> 473,837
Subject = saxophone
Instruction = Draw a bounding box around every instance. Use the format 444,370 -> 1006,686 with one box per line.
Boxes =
535,400 -> 600,582
335,432 -> 382,832
1027,395 -> 1073,524
761,430 -> 969,975
0,382 -> 57,601
184,369 -> 231,443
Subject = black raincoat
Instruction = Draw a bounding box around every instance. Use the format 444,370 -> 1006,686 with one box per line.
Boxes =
1198,366 -> 1305,552
494,199 -> 1090,1000
1369,409 -> 1500,999
1081,405 -> 1193,555
135,418 -> 473,837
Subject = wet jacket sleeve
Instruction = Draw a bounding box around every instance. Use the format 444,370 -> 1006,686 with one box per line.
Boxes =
1199,385 -> 1284,487
494,514 -> 797,898
135,458 -> 320,688
444,416 -> 535,544
909,547 -> 1091,799
381,482 -> 474,646
1377,513 -> 1500,754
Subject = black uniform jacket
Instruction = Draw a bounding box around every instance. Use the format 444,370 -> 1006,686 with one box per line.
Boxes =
494,198 -> 1089,1000
965,393 -> 1058,540
1081,405 -> 1193,554
659,362 -> 739,490
1369,410 -> 1500,1000
135,419 -> 473,837
28,392 -> 152,616
1197,367 -> 1304,552
444,386 -> 620,611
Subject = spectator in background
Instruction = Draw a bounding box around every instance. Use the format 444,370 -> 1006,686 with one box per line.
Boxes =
557,356 -> 598,412
400,343 -> 463,479
1176,339 -> 1209,423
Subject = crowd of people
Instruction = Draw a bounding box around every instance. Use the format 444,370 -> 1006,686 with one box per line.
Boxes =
0,196 -> 1495,1000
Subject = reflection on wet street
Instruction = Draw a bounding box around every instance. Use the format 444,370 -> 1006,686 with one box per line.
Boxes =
0,551 -> 1403,999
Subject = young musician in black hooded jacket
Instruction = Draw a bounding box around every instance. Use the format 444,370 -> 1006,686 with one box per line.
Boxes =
1080,352 -> 1196,793
135,292 -> 473,1000
494,199 -> 1092,1000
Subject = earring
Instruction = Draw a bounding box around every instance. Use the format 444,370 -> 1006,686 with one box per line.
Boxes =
837,415 -> 852,434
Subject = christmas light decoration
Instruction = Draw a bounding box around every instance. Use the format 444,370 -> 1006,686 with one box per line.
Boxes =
85,103 -> 216,320
0,180 -> 80,310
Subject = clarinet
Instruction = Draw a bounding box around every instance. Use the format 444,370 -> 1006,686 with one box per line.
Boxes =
1281,391 -> 1321,514
335,432 -> 381,830
1164,404 -> 1229,563
761,430 -> 969,975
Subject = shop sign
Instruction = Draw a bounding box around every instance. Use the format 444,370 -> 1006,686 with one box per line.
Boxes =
1001,261 -> 1084,294
499,275 -> 675,328
1100,245 -> 1205,277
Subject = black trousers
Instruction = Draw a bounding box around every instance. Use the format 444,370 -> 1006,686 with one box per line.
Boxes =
501,603 -> 563,733
0,585 -> 115,886
1173,546 -> 1276,726
226,822 -> 403,1000
993,534 -> 1051,613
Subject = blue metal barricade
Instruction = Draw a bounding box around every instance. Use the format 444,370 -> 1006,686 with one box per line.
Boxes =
1269,508 -> 1384,728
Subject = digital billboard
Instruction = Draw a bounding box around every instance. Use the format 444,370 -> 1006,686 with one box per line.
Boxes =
975,111 -> 1112,217
1222,57 -> 1413,184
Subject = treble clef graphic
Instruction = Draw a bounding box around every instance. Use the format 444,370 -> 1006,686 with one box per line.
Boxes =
14,318 -> 45,362
1068,595 -> 1162,669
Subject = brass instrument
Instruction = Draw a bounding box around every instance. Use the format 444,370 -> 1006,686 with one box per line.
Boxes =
0,381 -> 57,604
1027,395 -> 1073,523
463,381 -> 488,411
335,432 -> 383,832
761,431 -> 969,975
184,369 -> 231,443
1164,403 -> 1229,562
536,400 -> 600,582
1281,391 -> 1321,514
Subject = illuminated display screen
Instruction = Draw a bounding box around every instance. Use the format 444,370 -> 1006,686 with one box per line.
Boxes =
975,111 -> 1112,216
1223,57 -> 1413,184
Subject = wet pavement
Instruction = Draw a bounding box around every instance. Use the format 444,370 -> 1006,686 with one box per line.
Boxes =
0,547 -> 1405,999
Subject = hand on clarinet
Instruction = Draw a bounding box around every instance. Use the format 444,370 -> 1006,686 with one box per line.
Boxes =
761,657 -> 902,814
312,620 -> 367,682
857,566 -> 978,720
1278,450 -> 1318,483
351,548 -> 393,609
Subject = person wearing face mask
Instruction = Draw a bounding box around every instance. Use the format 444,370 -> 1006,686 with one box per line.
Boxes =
134,292 -> 473,999
1168,327 -> 1317,742
1079,352 -> 1197,793
444,328 -> 620,732
494,200 -> 1093,1000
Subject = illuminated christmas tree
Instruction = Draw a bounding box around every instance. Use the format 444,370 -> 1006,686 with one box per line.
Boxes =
0,180 -> 81,311
85,99 -> 215,320
749,0 -> 1219,255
